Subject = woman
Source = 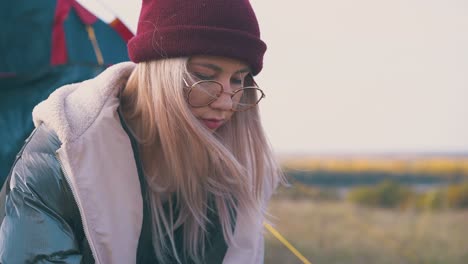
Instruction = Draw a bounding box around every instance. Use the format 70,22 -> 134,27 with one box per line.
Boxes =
0,0 -> 284,263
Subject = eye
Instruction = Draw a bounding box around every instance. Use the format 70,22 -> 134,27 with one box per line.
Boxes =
192,72 -> 213,81
231,77 -> 243,85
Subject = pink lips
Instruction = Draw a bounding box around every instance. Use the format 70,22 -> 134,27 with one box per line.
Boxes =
201,119 -> 224,130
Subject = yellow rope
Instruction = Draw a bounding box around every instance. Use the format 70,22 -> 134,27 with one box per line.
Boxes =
264,222 -> 312,264
85,25 -> 104,65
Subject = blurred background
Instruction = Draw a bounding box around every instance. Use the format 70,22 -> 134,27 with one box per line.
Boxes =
2,0 -> 467,263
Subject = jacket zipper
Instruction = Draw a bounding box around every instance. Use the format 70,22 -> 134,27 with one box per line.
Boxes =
55,151 -> 100,264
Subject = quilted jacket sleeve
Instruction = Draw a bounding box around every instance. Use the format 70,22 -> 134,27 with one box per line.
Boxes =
0,125 -> 84,263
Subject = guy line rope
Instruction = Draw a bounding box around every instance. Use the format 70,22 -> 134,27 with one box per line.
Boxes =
264,222 -> 312,264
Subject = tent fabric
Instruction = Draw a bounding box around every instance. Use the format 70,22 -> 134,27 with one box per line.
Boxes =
110,18 -> 134,42
0,0 -> 131,74
0,0 -> 56,75
0,0 -> 132,186
50,0 -> 99,65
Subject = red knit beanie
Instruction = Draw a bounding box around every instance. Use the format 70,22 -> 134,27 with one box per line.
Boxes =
127,0 -> 267,75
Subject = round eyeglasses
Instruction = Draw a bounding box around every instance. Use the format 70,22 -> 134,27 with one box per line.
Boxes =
183,77 -> 265,112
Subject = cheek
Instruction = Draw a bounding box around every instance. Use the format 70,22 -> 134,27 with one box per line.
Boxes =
189,106 -> 206,118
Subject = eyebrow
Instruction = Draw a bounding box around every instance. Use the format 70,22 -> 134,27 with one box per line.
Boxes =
190,62 -> 251,74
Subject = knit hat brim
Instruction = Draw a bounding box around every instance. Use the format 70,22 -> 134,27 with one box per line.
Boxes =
127,26 -> 267,75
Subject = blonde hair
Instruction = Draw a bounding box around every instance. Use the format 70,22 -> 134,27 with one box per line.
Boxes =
120,58 -> 284,263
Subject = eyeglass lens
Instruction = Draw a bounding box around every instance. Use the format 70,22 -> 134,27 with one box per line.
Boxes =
189,81 -> 262,111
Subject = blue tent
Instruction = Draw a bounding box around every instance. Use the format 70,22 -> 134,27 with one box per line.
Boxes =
0,0 -> 133,186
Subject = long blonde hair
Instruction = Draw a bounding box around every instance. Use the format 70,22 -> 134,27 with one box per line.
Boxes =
120,58 -> 283,263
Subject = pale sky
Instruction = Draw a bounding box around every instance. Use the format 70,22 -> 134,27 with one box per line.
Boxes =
78,0 -> 468,154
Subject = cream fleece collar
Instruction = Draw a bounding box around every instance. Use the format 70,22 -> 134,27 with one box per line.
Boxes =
32,62 -> 135,143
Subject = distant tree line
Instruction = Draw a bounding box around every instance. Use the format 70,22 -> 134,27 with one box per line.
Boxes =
286,169 -> 465,187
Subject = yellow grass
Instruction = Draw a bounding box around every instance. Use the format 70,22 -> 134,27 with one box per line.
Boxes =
264,199 -> 468,264
281,157 -> 468,176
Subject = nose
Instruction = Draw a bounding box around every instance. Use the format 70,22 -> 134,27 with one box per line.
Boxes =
209,79 -> 235,111
209,91 -> 233,111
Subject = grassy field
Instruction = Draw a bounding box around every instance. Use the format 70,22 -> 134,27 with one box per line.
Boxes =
264,199 -> 468,264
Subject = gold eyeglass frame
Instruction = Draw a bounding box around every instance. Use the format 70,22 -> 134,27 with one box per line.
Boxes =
182,76 -> 266,112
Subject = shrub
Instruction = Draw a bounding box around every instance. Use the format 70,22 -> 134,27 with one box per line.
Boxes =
414,190 -> 446,210
446,183 -> 468,208
273,182 -> 340,201
348,181 -> 413,208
